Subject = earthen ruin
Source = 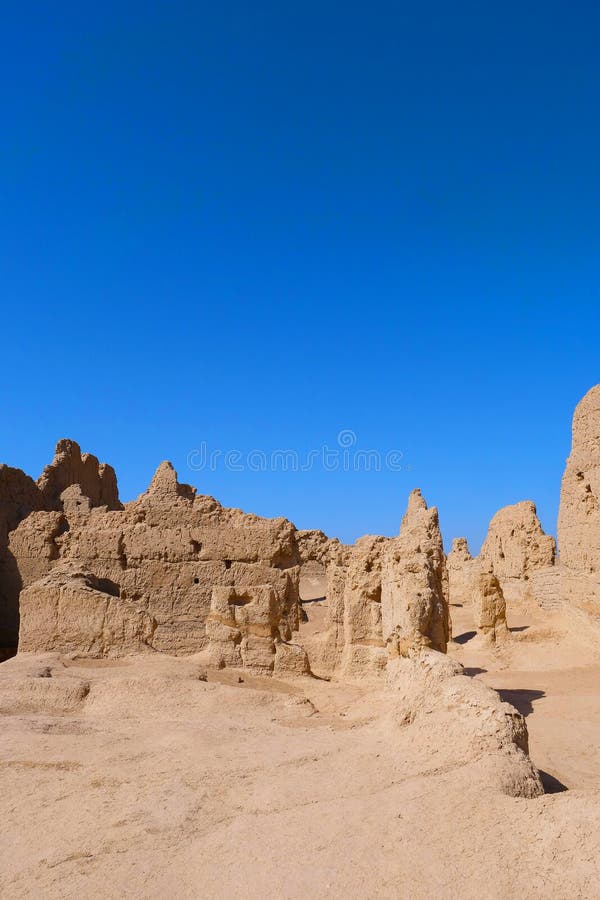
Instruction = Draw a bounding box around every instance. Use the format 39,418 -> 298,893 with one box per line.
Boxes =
0,444 -> 452,679
4,387 -> 600,897
2,386 -> 600,672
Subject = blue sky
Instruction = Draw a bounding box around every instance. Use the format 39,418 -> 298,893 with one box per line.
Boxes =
2,2 -> 599,550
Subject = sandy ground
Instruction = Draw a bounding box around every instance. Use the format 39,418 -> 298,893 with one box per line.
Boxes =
2,603 -> 600,899
449,602 -> 600,793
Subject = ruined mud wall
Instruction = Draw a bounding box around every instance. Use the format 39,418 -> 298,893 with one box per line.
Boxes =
0,465 -> 45,648
556,385 -> 600,608
37,439 -> 121,512
558,385 -> 600,573
447,501 -> 556,610
479,501 -> 555,604
292,491 -> 450,680
13,460 -> 302,656
382,489 -> 449,658
0,441 -> 121,650
2,440 -> 454,676
446,537 -> 480,607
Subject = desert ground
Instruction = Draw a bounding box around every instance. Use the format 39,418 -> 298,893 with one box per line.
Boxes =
2,596 -> 600,900
450,600 -> 600,794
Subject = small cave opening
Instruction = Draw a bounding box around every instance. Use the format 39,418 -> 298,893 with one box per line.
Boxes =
95,577 -> 121,598
55,518 -> 70,537
370,584 -> 382,603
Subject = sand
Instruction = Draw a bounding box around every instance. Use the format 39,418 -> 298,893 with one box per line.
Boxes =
450,602 -> 600,792
2,602 -> 600,899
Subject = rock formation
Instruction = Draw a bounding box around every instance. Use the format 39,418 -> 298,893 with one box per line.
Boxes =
0,444 -> 456,683
479,501 -> 556,602
0,441 -> 122,651
37,439 -> 121,511
13,461 -> 302,657
0,442 -> 324,668
287,490 -> 450,680
383,489 -> 449,658
472,572 -> 508,644
558,384 -> 600,573
441,385 -> 600,619
10,382 -> 600,680
19,565 -> 156,656
443,386 -> 600,620
0,464 -> 44,538
553,384 -> 600,611
0,466 -> 45,647
205,584 -> 310,675
339,535 -> 387,675
447,537 -> 480,607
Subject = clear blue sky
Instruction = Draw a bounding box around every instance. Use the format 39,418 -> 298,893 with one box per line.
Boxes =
2,2 -> 599,551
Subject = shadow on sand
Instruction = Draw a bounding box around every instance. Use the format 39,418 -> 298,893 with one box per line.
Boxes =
454,630 -> 477,645
497,688 -> 545,717
538,770 -> 569,794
